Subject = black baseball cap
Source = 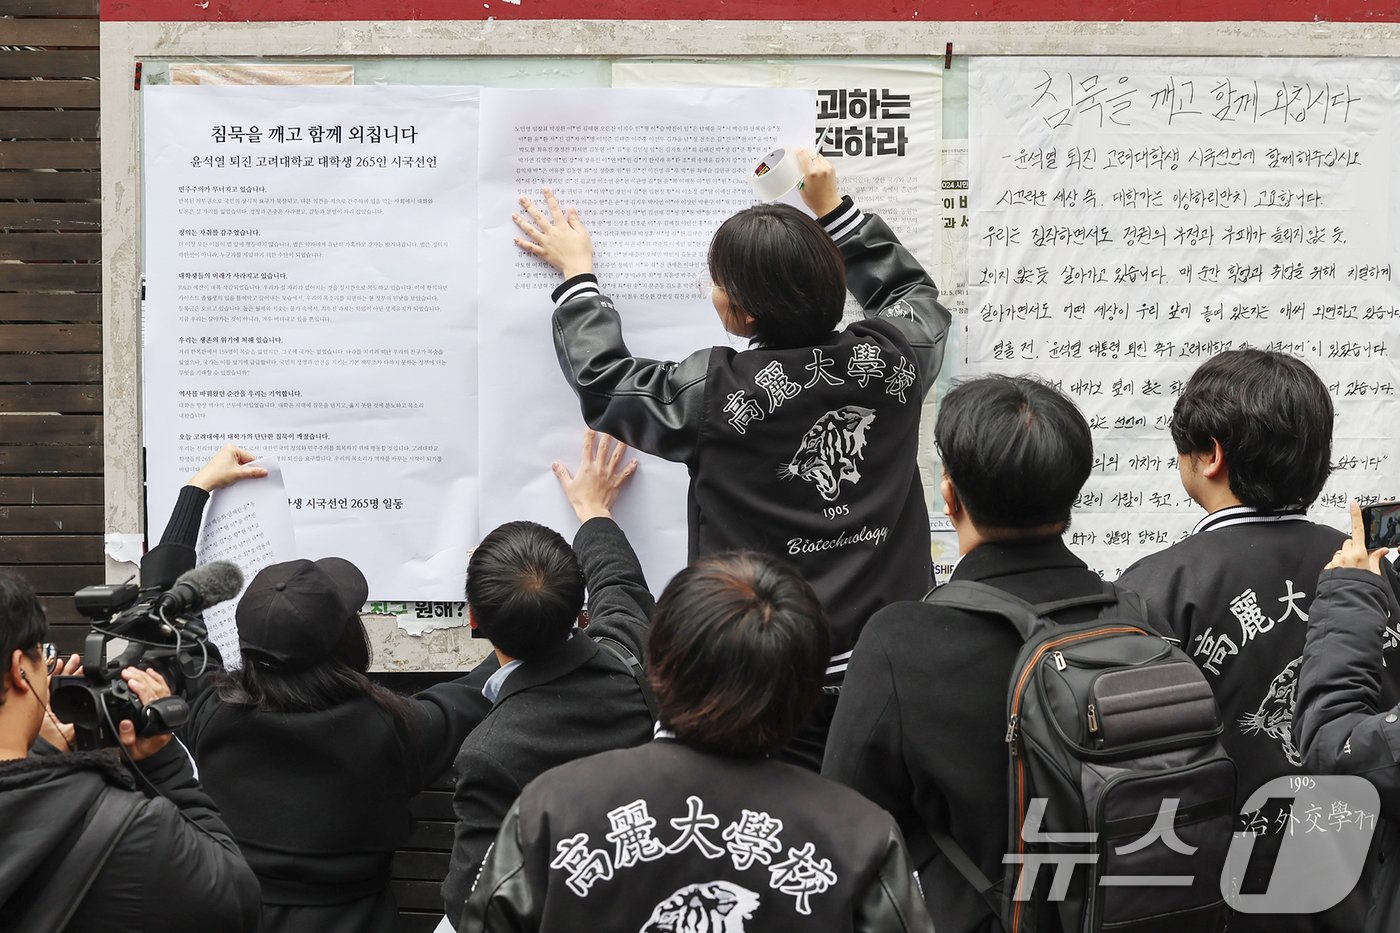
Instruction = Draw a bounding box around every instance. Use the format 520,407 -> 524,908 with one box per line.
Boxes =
235,557 -> 368,671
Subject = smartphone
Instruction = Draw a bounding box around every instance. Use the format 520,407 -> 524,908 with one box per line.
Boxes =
1361,500 -> 1400,549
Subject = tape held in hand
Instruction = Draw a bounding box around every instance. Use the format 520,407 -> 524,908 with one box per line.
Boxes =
749,147 -> 804,201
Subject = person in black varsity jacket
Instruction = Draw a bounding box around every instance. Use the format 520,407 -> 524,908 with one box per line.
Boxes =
511,149 -> 950,769
1117,349 -> 1400,933
1296,502 -> 1400,933
462,549 -> 933,933
823,375 -> 1167,933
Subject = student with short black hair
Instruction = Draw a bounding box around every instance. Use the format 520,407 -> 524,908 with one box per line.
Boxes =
461,551 -> 934,933
442,430 -> 658,928
1166,346 -> 1334,512
1118,348 -> 1400,933
513,150 -> 951,768
823,375 -> 1163,933
647,552 -> 831,757
464,520 -> 585,662
930,372 -> 1094,531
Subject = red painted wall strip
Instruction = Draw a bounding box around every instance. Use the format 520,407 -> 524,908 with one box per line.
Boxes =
100,0 -> 1400,23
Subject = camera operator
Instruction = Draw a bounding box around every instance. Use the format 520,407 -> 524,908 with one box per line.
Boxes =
0,571 -> 260,932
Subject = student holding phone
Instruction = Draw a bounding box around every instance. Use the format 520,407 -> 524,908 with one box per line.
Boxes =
1295,501 -> 1400,933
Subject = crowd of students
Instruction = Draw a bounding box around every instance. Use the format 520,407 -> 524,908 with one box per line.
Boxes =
1,148 -> 1398,933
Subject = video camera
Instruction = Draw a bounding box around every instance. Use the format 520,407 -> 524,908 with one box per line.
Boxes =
50,543 -> 243,750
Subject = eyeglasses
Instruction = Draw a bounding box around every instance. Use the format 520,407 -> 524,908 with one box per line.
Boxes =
696,278 -> 725,299
42,643 -> 60,675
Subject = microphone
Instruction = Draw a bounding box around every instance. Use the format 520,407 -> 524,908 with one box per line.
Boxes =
152,561 -> 245,618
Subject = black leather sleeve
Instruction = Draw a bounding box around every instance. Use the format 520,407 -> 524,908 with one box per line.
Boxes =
458,800 -> 538,933
551,294 -> 712,467
443,747 -> 524,930
853,825 -> 938,933
827,197 -> 952,392
550,200 -> 952,464
1295,567 -> 1400,809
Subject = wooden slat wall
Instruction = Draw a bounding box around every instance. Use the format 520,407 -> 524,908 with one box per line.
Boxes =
0,15 -> 464,927
0,0 -> 101,653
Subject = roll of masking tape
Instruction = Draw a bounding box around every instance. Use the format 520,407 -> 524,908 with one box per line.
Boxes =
749,147 -> 804,202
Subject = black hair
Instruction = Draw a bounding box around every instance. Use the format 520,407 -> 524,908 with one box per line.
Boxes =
707,203 -> 846,349
217,613 -> 408,719
935,374 -> 1093,529
1170,349 -> 1333,511
466,520 -> 583,661
0,572 -> 47,703
648,552 -> 829,757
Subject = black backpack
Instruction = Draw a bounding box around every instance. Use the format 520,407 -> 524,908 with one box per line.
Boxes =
922,580 -> 1235,933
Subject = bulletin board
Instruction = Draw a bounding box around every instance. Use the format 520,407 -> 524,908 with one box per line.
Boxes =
100,14 -> 1400,670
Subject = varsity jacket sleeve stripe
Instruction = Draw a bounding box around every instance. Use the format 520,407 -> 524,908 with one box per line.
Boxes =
823,195 -> 952,393
574,516 -> 654,662
1294,567 -> 1400,809
550,289 -> 710,467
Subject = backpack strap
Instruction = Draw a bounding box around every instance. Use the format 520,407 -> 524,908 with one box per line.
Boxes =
922,580 -> 1057,642
593,635 -> 660,722
6,785 -> 144,933
1107,582 -> 1156,631
927,828 -> 1005,927
925,580 -> 1134,642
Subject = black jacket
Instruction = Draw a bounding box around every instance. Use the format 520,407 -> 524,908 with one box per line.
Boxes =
823,535 -> 1142,933
550,197 -> 950,670
1294,567 -> 1400,933
163,484 -> 495,933
442,516 -> 657,929
0,742 -> 261,932
1118,507 -> 1400,933
463,739 -> 935,933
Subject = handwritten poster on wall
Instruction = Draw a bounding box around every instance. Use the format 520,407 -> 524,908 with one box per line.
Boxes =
969,57 -> 1400,577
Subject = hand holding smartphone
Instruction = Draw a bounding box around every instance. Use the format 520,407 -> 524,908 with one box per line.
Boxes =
1361,500 -> 1400,550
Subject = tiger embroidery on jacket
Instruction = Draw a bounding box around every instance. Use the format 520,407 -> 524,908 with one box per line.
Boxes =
639,881 -> 760,933
780,406 -> 876,503
1239,655 -> 1304,766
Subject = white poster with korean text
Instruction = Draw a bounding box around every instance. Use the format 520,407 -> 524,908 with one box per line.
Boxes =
143,85 -> 479,600
969,58 -> 1400,577
475,87 -> 815,590
612,61 -> 942,280
614,62 -> 953,537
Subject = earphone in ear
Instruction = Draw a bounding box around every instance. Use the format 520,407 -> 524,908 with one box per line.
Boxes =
18,669 -> 29,682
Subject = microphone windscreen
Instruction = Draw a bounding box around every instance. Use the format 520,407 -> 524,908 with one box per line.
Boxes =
174,560 -> 246,609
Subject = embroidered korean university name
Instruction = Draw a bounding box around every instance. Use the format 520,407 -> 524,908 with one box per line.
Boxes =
550,794 -> 839,917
